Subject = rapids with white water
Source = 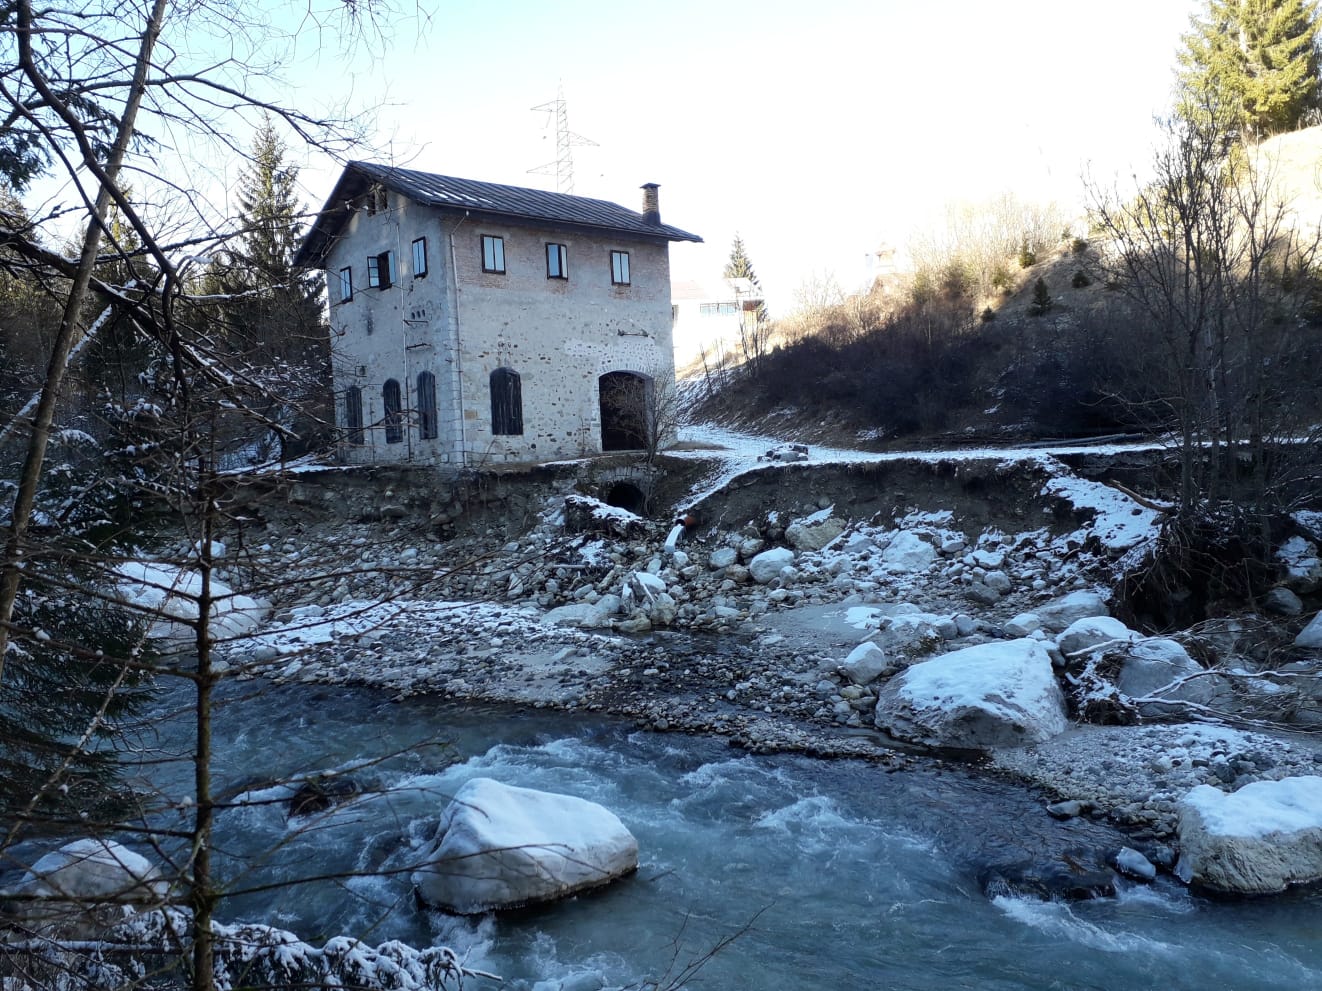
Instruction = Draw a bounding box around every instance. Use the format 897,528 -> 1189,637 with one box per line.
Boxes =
113,681 -> 1322,989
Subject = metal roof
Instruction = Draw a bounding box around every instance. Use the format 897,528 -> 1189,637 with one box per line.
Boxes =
295,161 -> 702,267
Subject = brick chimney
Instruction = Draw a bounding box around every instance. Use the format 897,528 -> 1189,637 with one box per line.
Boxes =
640,183 -> 660,225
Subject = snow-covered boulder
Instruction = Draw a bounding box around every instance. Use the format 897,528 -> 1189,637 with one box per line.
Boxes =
114,561 -> 268,640
411,778 -> 638,914
839,642 -> 892,685
785,509 -> 844,551
1004,612 -> 1042,638
1295,612 -> 1322,650
881,531 -> 936,573
1056,616 -> 1137,660
1176,777 -> 1322,895
6,839 -> 164,931
1278,537 -> 1322,593
1036,590 -> 1110,633
874,639 -> 1069,749
748,547 -> 795,584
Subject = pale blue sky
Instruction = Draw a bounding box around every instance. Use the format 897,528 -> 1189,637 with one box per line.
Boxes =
283,0 -> 1197,311
50,0 -> 1203,313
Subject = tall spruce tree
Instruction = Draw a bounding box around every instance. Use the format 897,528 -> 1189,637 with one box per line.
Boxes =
1177,0 -> 1322,138
206,117 -> 329,458
723,234 -> 769,325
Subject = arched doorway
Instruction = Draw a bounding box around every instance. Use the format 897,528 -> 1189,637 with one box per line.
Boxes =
599,370 -> 651,452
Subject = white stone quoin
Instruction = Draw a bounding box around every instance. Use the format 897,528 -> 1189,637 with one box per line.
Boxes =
411,778 -> 639,914
874,639 -> 1069,749
1176,776 -> 1322,895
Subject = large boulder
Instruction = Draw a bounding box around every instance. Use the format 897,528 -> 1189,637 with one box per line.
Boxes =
785,510 -> 845,552
748,547 -> 794,584
1117,638 -> 1223,711
839,642 -> 893,685
880,532 -> 936,573
1176,777 -> 1322,895
411,778 -> 638,914
115,561 -> 268,639
1036,590 -> 1110,633
5,838 -> 164,933
1056,616 -> 1137,660
874,639 -> 1069,749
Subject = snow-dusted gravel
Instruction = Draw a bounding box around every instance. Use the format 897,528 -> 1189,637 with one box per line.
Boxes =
188,429 -> 1322,842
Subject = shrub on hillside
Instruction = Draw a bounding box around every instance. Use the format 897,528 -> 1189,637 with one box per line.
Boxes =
1028,278 -> 1053,315
1072,269 -> 1092,289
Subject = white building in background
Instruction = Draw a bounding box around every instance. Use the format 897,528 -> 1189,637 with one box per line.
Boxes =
295,163 -> 701,466
670,276 -> 765,370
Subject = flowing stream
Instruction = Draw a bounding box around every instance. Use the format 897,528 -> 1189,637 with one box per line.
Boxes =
119,680 -> 1322,990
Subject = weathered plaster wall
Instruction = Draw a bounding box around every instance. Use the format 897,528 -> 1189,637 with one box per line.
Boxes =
324,192 -> 677,467
453,221 -> 674,464
325,191 -> 459,465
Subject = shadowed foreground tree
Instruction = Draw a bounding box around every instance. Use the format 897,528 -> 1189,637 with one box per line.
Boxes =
0,4 -> 505,990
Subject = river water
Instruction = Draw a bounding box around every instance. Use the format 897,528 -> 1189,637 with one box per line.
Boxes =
128,680 -> 1321,991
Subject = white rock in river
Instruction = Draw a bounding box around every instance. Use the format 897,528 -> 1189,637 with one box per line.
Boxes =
1176,776 -> 1322,895
8,838 -> 164,931
748,547 -> 795,584
1036,590 -> 1110,633
412,778 -> 638,914
14,838 -> 162,901
874,639 -> 1068,749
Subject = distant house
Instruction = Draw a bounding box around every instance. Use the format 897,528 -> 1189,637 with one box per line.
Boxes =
294,163 -> 701,465
670,277 -> 765,369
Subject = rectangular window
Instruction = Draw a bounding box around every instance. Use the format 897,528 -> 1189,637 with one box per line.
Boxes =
544,243 -> 565,281
338,267 -> 353,303
412,237 -> 428,278
367,250 -> 394,290
610,250 -> 630,286
546,242 -> 567,279
481,235 -> 505,274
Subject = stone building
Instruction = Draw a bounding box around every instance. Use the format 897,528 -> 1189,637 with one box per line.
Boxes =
295,163 -> 701,466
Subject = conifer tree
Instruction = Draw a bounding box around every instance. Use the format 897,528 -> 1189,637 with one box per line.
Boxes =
209,117 -> 324,356
1177,0 -> 1322,138
723,234 -> 769,326
205,117 -> 329,458
1028,277 -> 1053,316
